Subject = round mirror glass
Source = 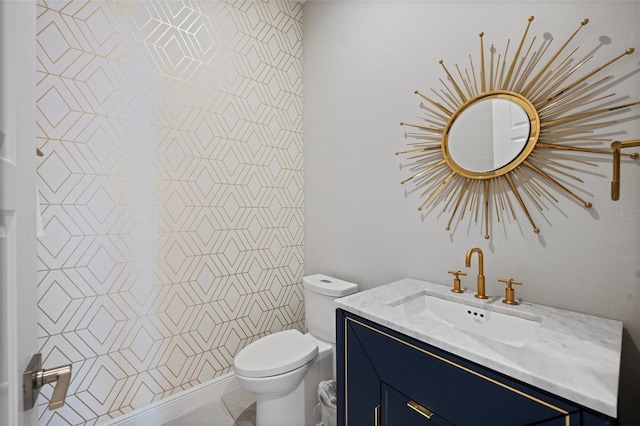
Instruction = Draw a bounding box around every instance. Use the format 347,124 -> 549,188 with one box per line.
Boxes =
447,98 -> 531,172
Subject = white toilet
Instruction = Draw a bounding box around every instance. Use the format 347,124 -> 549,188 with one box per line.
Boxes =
233,274 -> 358,426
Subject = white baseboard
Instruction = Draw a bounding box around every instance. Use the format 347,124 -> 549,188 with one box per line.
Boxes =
101,372 -> 240,426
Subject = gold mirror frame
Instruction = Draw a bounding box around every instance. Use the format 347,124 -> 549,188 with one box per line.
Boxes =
397,17 -> 639,239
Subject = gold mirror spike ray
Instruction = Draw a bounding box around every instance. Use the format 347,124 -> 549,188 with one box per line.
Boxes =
398,16 -> 639,239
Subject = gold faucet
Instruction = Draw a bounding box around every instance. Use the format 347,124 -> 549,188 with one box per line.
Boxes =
465,247 -> 488,299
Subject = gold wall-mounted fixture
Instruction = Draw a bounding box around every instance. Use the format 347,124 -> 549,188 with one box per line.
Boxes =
498,278 -> 523,305
611,139 -> 640,200
397,16 -> 639,239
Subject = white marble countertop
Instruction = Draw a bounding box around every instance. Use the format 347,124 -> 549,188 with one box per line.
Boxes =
335,278 -> 623,418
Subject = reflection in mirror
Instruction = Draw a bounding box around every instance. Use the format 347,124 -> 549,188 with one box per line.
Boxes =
447,99 -> 530,173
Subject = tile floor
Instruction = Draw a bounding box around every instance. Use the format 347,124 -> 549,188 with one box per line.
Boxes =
161,388 -> 256,426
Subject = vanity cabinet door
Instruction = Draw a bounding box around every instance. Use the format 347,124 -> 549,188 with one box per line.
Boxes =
337,310 -> 605,426
336,308 -> 382,424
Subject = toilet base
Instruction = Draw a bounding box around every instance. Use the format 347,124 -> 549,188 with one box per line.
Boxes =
255,379 -> 306,426
254,340 -> 333,426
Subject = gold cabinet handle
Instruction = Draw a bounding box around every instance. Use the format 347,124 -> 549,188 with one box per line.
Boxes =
407,400 -> 434,419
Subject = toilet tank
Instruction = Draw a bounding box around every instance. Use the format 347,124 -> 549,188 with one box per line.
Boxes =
303,274 -> 358,344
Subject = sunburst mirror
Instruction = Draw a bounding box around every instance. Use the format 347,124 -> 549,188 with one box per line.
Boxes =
397,16 -> 639,239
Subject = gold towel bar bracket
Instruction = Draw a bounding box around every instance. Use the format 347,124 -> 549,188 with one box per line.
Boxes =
611,139 -> 640,200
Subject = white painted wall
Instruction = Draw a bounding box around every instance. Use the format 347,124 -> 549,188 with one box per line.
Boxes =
303,1 -> 640,423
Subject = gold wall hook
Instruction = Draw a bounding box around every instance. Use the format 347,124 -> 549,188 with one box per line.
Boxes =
611,139 -> 640,200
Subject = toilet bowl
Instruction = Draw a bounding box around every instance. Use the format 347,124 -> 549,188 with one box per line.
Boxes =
233,274 -> 358,426
235,330 -> 333,426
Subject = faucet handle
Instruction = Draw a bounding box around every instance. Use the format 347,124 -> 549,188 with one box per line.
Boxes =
448,270 -> 467,294
498,278 -> 522,305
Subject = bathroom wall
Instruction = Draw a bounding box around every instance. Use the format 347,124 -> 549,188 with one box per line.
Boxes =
36,1 -> 303,424
304,1 -> 640,424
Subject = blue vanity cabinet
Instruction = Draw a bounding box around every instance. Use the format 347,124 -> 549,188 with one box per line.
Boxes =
336,309 -> 614,426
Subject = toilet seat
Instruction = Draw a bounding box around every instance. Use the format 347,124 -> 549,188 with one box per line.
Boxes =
234,329 -> 318,378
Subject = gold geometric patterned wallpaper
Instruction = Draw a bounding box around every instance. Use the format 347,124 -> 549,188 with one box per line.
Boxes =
35,1 -> 303,424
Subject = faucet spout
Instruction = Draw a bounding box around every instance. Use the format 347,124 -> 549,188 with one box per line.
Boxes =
465,247 -> 488,299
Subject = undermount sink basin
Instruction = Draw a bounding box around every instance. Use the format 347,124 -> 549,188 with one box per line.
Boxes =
390,292 -> 543,347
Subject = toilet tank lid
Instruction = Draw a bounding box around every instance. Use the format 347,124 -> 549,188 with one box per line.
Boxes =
303,274 -> 358,297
